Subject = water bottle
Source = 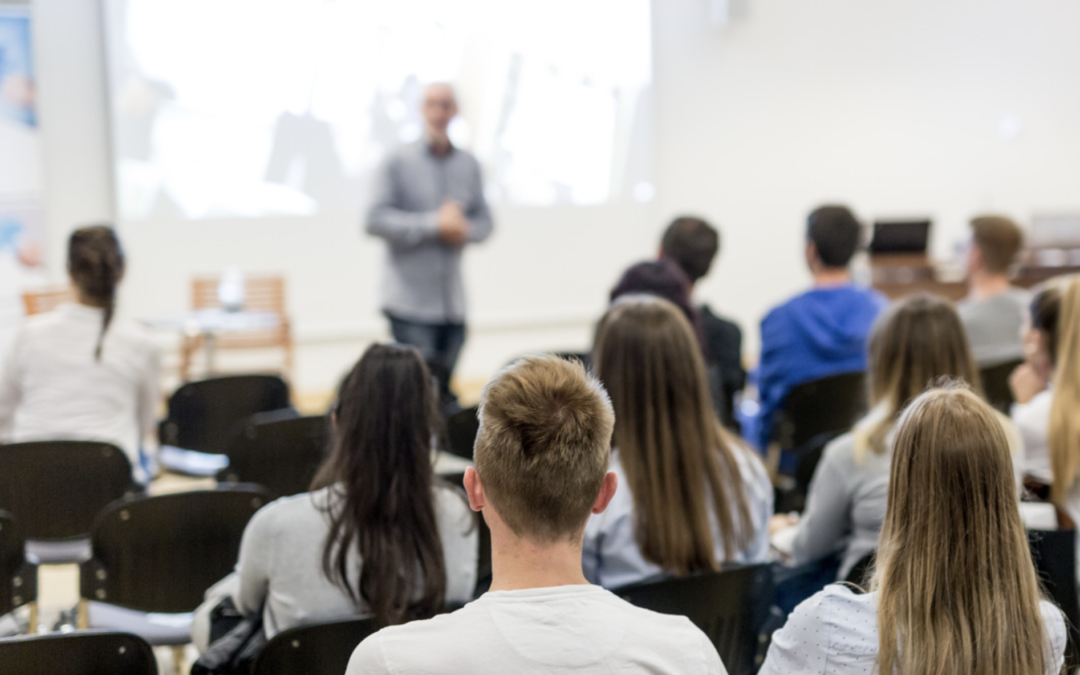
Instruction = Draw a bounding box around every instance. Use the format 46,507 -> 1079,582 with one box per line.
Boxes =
218,267 -> 246,312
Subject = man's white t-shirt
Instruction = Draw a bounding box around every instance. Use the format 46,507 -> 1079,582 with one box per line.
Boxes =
346,584 -> 727,675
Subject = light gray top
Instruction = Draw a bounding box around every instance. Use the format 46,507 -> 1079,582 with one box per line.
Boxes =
791,432 -> 891,580
760,584 -> 1066,675
194,483 -> 477,645
365,141 -> 494,324
957,287 -> 1030,366
0,303 -> 161,482
582,445 -> 773,589
346,584 -> 726,675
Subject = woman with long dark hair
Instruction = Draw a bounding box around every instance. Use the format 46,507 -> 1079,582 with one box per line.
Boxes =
193,343 -> 476,647
0,225 -> 160,481
582,296 -> 772,588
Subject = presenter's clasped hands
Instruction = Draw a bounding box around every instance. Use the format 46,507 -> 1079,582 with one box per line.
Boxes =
437,199 -> 470,247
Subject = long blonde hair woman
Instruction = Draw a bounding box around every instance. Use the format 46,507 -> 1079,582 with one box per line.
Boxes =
582,296 -> 772,588
762,386 -> 1067,675
786,294 -> 999,580
1011,276 -> 1080,519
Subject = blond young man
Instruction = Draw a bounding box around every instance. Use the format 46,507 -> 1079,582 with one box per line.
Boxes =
346,356 -> 727,675
957,215 -> 1029,366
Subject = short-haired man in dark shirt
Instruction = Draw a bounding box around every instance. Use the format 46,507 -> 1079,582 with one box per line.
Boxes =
660,216 -> 745,427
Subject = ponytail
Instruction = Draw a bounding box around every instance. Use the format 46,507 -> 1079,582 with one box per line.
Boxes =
67,226 -> 125,361
1042,277 -> 1080,504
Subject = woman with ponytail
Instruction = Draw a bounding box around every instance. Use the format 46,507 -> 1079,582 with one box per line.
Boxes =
193,343 -> 477,648
0,225 -> 160,481
762,385 -> 1067,675
1011,276 -> 1080,530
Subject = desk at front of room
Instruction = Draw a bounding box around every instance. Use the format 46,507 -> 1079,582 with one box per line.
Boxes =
870,251 -> 1080,301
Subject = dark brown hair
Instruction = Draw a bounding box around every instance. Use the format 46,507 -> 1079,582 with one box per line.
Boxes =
311,343 -> 447,627
807,205 -> 862,268
593,296 -> 753,574
970,215 -> 1023,274
661,216 -> 720,284
68,226 -> 125,360
474,355 -> 614,543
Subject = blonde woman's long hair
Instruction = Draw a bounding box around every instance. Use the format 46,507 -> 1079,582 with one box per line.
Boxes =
854,294 -> 981,459
1033,276 -> 1080,505
872,385 -> 1050,675
593,296 -> 754,573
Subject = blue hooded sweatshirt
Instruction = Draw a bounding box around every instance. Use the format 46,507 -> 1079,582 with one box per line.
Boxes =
748,284 -> 887,451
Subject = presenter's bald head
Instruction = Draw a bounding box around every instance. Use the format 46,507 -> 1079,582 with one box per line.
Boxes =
423,83 -> 458,139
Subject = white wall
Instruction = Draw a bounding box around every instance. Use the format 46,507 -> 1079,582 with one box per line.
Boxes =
29,0 -> 1080,393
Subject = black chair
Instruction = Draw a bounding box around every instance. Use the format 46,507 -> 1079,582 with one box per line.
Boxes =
773,371 -> 868,455
980,358 -> 1024,414
0,441 -> 136,563
615,564 -> 773,675
0,511 -> 36,628
252,617 -> 379,675
79,486 -> 270,647
217,415 -> 329,497
159,375 -> 292,455
0,631 -> 157,675
1029,528 -> 1080,669
446,405 -> 479,461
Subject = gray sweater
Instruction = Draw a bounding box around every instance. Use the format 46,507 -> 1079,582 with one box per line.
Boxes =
192,484 -> 478,648
365,141 -> 494,324
791,432 -> 890,580
957,288 -> 1030,366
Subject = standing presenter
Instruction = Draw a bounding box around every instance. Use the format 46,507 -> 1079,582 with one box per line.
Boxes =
365,83 -> 493,414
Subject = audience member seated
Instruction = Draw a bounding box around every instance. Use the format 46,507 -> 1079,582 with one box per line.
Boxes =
583,296 -> 772,588
660,216 -> 746,426
774,294 -> 1020,581
191,344 -> 477,649
609,258 -> 705,350
761,385 -> 1066,674
1010,276 -> 1080,523
346,355 -> 727,674
748,205 -> 887,451
0,225 -> 160,482
957,215 -> 1029,366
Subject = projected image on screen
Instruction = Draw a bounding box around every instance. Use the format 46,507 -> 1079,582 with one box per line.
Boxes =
103,0 -> 652,220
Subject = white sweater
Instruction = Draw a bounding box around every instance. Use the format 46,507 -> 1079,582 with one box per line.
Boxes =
0,303 -> 160,481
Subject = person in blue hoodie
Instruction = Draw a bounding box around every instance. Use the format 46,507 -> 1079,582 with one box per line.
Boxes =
749,205 -> 887,452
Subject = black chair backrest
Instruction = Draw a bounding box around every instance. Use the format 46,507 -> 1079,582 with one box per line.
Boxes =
0,631 -> 157,675
616,564 -> 773,675
160,375 -> 291,453
1029,529 -> 1080,669
80,486 -> 270,613
0,511 -> 36,616
0,441 -> 135,540
218,415 -> 329,497
774,371 -> 868,451
446,405 -> 479,461
253,617 -> 379,675
980,358 -> 1024,414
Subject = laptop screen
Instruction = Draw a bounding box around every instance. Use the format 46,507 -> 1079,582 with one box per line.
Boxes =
869,220 -> 931,255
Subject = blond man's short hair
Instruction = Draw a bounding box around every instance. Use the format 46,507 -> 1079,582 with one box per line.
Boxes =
971,215 -> 1024,274
474,355 -> 615,543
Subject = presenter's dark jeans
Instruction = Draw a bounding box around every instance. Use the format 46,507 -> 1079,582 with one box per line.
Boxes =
387,313 -> 466,415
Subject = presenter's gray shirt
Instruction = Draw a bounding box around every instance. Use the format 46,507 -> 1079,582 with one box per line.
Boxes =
365,141 -> 494,324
